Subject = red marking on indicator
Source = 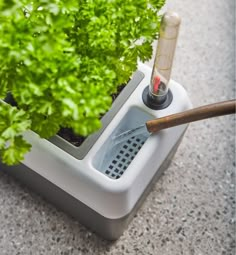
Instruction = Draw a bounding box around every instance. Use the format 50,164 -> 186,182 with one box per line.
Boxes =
153,76 -> 161,93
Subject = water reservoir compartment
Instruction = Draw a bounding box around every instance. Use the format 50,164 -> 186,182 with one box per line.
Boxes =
93,107 -> 153,179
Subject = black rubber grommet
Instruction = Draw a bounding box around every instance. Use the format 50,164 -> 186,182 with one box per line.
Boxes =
142,86 -> 173,110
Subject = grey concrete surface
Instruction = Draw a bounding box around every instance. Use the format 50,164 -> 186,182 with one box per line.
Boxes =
0,0 -> 235,254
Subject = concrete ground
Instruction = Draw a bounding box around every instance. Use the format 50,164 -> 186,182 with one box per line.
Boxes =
0,0 -> 235,254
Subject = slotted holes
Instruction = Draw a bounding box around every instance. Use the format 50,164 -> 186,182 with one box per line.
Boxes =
103,136 -> 147,179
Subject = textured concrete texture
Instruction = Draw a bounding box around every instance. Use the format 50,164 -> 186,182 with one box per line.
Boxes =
0,0 -> 235,254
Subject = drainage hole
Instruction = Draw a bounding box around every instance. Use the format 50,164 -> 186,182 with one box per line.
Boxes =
133,143 -> 137,147
121,158 -> 126,163
136,138 -> 141,142
131,156 -> 134,160
129,148 -> 133,152
105,170 -> 110,174
120,171 -> 124,175
116,155 -> 121,159
123,145 -> 128,149
127,140 -> 132,144
109,165 -> 114,170
112,160 -> 117,164
114,168 -> 119,173
118,163 -> 122,167
111,174 -> 116,177
116,176 -> 120,179
125,153 -> 129,157
120,150 -> 124,154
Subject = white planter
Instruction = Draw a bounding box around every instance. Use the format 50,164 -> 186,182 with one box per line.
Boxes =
1,63 -> 192,240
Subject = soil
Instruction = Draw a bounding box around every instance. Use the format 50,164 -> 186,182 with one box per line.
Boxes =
58,84 -> 126,147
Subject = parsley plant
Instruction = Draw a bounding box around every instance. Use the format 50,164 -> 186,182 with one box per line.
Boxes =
0,0 -> 165,165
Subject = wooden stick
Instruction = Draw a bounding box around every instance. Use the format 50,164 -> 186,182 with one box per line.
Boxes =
146,100 -> 236,133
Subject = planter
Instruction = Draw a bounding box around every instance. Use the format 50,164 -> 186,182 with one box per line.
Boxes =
0,63 -> 192,240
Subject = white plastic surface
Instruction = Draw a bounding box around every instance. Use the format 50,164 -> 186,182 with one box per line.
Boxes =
22,63 -> 192,219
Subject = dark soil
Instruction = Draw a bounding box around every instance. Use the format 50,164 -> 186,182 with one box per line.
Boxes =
57,128 -> 86,147
58,84 -> 126,147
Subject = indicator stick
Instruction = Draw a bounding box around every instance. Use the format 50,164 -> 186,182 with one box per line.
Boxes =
147,11 -> 181,108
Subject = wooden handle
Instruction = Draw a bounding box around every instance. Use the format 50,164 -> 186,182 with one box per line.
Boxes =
146,100 -> 236,133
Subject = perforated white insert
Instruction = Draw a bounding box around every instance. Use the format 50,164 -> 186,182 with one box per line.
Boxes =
103,135 -> 147,179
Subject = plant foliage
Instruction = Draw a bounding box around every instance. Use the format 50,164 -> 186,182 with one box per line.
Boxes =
0,0 -> 165,165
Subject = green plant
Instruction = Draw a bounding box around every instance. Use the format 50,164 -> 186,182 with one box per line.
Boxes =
0,0 -> 165,165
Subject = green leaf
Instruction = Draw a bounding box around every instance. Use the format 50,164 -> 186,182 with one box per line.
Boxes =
2,136 -> 32,165
0,103 -> 32,165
